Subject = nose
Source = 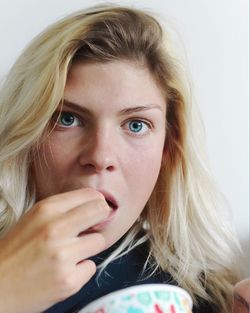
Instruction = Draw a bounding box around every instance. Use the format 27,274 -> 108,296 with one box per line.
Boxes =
79,126 -> 117,173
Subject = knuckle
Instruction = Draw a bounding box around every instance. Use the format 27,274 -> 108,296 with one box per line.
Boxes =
86,260 -> 97,275
71,262 -> 97,293
33,201 -> 46,217
54,262 -> 97,301
55,270 -> 78,299
78,261 -> 97,286
41,222 -> 59,242
50,247 -> 66,264
63,277 -> 77,295
33,200 -> 54,218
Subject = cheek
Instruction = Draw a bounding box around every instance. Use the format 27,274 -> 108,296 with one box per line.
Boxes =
122,147 -> 163,222
36,145 -> 62,175
41,136 -> 78,170
32,138 -> 79,197
126,145 -> 164,194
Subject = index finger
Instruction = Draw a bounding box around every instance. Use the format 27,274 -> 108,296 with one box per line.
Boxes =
37,188 -> 105,214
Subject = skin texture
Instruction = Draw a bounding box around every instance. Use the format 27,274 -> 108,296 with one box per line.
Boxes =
0,60 -> 167,313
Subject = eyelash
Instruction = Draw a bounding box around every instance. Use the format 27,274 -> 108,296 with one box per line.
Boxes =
52,111 -> 153,136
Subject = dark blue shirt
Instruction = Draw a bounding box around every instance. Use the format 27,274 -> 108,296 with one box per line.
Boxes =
43,237 -> 217,313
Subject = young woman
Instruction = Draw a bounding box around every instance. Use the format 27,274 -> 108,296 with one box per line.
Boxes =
0,4 -> 240,313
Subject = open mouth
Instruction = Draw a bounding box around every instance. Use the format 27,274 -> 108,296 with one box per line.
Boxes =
78,192 -> 118,236
105,198 -> 118,211
93,189 -> 118,211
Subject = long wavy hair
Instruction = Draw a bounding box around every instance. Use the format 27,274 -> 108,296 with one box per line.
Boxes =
0,4 -> 240,312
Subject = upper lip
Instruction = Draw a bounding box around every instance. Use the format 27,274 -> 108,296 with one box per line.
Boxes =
97,189 -> 118,210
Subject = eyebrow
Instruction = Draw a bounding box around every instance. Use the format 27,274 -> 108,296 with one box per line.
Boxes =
61,100 -> 91,116
62,99 -> 164,115
119,104 -> 164,115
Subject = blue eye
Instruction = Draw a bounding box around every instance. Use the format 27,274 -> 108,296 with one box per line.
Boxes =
127,120 -> 150,135
129,120 -> 143,132
57,112 -> 81,127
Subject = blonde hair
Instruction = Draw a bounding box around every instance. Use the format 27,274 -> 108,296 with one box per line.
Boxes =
0,4 -> 240,312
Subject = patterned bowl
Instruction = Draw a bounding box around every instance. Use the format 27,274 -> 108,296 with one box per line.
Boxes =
79,284 -> 193,313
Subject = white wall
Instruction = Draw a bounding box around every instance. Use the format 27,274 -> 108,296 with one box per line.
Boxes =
0,0 -> 249,273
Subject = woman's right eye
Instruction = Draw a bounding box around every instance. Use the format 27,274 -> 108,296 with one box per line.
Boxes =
54,112 -> 82,127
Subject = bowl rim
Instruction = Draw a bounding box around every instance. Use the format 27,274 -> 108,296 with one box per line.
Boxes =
80,283 -> 193,312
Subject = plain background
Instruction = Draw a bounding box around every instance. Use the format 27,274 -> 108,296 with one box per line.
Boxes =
0,0 -> 249,274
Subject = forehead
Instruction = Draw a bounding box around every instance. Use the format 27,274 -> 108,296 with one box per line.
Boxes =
64,60 -> 166,112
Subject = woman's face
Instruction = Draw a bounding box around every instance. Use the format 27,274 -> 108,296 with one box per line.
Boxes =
33,60 -> 166,248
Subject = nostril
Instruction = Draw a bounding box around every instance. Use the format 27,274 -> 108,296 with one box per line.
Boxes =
81,163 -> 115,173
106,165 -> 115,172
81,164 -> 97,174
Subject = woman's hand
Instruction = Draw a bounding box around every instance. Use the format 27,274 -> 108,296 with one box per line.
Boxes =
0,188 -> 111,313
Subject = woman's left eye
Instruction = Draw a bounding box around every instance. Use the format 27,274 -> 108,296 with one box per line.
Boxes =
125,120 -> 151,135
57,112 -> 81,127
